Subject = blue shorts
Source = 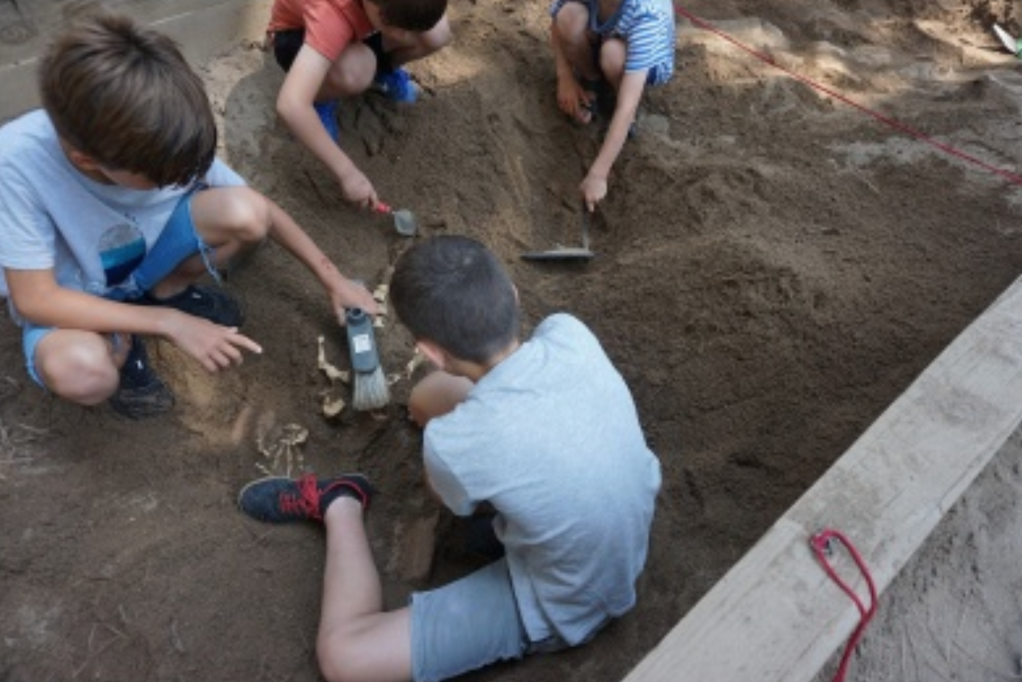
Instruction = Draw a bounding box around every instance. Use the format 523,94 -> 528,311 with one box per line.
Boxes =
21,189 -> 214,386
410,558 -> 528,682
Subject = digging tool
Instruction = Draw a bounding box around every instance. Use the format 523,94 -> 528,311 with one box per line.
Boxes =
374,202 -> 418,237
345,307 -> 390,411
521,205 -> 595,262
994,23 -> 1022,58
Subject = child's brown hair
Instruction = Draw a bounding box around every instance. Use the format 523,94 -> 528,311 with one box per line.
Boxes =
38,13 -> 216,187
373,0 -> 447,33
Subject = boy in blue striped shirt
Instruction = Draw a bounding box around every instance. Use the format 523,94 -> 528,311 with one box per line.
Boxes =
550,0 -> 676,209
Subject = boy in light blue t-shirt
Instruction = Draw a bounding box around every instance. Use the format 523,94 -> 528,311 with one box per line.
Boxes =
0,14 -> 377,419
238,236 -> 661,682
549,0 -> 677,210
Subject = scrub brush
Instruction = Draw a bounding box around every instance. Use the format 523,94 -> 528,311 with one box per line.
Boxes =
346,307 -> 390,411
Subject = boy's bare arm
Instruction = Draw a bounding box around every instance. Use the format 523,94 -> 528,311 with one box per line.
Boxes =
581,70 -> 647,210
276,46 -> 378,208
264,198 -> 379,322
5,268 -> 261,372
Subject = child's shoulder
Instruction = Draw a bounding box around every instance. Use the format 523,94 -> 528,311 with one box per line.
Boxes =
535,312 -> 592,341
0,110 -> 55,148
624,0 -> 674,20
0,110 -> 61,174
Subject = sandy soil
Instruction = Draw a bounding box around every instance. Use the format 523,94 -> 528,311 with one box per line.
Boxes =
4,1 -> 1022,680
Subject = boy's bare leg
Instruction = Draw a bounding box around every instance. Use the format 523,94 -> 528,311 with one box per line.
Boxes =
379,15 -> 453,68
317,498 -> 413,682
599,37 -> 626,91
408,370 -> 474,427
322,43 -> 377,98
35,329 -> 121,404
146,187 -> 268,299
551,3 -> 599,123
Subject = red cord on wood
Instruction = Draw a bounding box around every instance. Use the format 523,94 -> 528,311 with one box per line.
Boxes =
810,529 -> 878,682
673,4 -> 1022,188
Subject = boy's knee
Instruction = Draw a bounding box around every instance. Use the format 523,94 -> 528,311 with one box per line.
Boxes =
197,186 -> 271,245
329,44 -> 376,94
422,16 -> 453,52
553,2 -> 588,37
38,337 -> 119,405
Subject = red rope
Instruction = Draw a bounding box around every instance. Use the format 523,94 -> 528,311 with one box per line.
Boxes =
810,529 -> 878,682
673,4 -> 1022,187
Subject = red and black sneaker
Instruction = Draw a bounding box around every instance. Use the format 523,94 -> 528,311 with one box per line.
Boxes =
238,473 -> 374,523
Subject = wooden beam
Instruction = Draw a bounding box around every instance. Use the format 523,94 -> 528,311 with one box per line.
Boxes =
623,275 -> 1022,682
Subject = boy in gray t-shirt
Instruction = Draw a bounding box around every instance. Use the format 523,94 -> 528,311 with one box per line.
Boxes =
0,14 -> 376,419
239,235 -> 661,682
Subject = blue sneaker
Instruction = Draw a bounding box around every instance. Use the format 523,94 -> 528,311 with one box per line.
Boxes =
372,68 -> 420,103
313,100 -> 340,142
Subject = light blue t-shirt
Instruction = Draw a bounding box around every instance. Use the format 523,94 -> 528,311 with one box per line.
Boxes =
424,313 -> 662,645
0,109 -> 244,303
550,0 -> 677,85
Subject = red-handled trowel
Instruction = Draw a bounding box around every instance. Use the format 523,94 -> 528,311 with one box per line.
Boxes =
373,202 -> 418,237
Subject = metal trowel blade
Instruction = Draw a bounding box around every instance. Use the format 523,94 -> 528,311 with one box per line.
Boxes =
521,247 -> 595,261
994,24 -> 1020,55
393,209 -> 418,237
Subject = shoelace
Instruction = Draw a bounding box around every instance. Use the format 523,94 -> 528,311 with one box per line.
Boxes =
278,474 -> 323,520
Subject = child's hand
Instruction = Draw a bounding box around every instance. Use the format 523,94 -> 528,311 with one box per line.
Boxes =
331,278 -> 380,325
337,168 -> 378,209
163,312 -> 263,373
580,173 -> 608,211
557,77 -> 595,124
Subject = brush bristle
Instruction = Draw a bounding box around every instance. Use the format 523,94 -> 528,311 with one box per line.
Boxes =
351,366 -> 390,411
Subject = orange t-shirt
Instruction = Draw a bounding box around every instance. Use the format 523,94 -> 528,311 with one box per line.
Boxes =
269,0 -> 374,62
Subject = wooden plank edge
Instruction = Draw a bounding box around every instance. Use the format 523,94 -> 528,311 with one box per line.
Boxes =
623,274 -> 1022,682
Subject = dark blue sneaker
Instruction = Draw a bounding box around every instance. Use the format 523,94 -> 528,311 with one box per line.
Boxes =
109,336 -> 175,419
314,100 -> 340,142
371,68 -> 419,103
238,473 -> 375,523
138,285 -> 244,328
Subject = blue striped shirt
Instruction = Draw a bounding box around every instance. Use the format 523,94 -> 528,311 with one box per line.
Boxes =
551,0 -> 676,85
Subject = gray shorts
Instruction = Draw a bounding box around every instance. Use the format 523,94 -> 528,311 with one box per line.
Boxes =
410,558 -> 529,682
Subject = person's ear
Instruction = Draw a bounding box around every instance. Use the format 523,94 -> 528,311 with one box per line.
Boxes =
66,147 -> 102,173
416,339 -> 448,371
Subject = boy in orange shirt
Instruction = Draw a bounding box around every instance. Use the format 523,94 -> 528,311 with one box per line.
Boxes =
267,0 -> 451,209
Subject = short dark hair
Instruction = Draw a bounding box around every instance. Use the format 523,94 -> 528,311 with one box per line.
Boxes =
372,0 -> 447,32
38,13 -> 216,187
390,236 -> 519,364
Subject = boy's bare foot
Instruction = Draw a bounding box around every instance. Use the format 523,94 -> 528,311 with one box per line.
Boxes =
556,74 -> 596,125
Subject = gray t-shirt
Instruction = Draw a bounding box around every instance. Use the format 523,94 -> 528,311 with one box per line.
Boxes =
0,109 -> 244,303
424,313 -> 662,645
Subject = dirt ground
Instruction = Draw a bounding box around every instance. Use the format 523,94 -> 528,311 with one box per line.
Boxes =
4,1 -> 1022,680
